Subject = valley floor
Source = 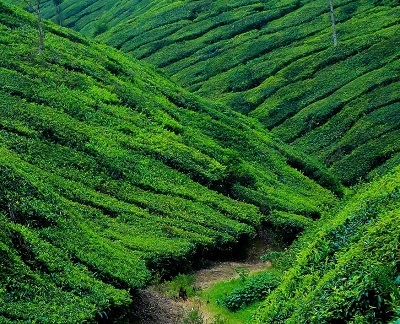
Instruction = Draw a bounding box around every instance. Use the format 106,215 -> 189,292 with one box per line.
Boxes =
129,260 -> 271,323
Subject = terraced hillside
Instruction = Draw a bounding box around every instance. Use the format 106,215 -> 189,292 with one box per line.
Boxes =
198,165 -> 400,323
253,164 -> 400,323
0,2 -> 340,322
30,0 -> 400,186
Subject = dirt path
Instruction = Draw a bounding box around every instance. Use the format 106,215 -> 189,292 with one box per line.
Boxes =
193,261 -> 271,290
128,260 -> 271,323
129,289 -> 187,324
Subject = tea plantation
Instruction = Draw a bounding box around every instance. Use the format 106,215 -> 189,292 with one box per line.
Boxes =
0,0 -> 399,323
0,2 -> 341,322
253,165 -> 400,323
27,0 -> 400,185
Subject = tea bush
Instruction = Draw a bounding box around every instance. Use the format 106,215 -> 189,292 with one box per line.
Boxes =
219,271 -> 281,311
24,0 -> 400,185
0,2 -> 338,321
253,167 -> 400,323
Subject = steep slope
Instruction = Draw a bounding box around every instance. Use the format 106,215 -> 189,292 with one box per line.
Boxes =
30,0 -> 400,186
253,165 -> 400,323
0,2 -> 338,322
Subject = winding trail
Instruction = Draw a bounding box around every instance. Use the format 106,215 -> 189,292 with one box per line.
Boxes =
129,260 -> 271,323
193,261 -> 272,290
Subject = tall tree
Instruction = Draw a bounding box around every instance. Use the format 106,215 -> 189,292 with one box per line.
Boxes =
22,0 -> 44,54
329,0 -> 338,47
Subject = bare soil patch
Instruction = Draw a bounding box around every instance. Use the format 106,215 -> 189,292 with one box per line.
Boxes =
128,260 -> 271,323
129,289 -> 187,324
193,261 -> 271,290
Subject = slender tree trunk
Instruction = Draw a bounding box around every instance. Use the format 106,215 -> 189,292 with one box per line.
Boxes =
36,1 -> 44,55
329,0 -> 338,47
37,12 -> 44,55
23,0 -> 44,54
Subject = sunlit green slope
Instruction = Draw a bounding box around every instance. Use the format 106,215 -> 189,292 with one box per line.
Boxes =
253,165 -> 400,323
31,0 -> 400,186
0,2 -> 339,322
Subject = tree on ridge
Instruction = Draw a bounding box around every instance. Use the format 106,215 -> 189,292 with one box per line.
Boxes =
22,0 -> 44,54
329,0 -> 338,47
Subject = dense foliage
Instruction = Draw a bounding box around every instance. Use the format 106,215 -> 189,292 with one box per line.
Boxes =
1,1 -> 399,323
218,271 -> 281,311
203,166 -> 399,323
27,0 -> 400,185
253,166 -> 400,323
0,2 -> 340,322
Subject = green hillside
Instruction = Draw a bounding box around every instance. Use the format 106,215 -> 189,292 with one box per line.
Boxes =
193,166 -> 400,323
30,0 -> 400,186
0,2 -> 340,322
1,1 -> 399,323
253,165 -> 400,323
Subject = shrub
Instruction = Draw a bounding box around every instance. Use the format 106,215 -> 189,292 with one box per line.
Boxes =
218,271 -> 281,311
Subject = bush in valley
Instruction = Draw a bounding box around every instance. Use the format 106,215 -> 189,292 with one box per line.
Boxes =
218,271 -> 281,311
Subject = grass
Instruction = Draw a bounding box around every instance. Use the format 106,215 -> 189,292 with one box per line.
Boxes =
198,276 -> 262,324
